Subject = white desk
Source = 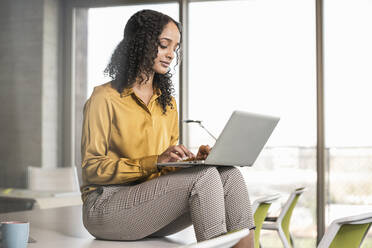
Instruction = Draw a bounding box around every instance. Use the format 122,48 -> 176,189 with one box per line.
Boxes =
0,205 -> 196,248
0,188 -> 82,210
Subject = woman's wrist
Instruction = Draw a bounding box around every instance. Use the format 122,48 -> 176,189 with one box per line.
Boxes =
156,155 -> 162,171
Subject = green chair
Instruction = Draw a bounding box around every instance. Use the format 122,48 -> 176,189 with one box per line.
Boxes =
261,187 -> 306,248
317,212 -> 372,248
252,194 -> 281,248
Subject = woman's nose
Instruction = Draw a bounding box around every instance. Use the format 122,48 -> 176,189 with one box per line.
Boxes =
166,50 -> 174,60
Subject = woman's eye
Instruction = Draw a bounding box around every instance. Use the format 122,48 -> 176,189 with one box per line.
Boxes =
160,45 -> 167,49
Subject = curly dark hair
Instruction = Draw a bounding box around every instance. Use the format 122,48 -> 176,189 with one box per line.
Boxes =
104,9 -> 182,114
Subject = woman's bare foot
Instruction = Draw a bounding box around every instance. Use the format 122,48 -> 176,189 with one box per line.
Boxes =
233,230 -> 255,248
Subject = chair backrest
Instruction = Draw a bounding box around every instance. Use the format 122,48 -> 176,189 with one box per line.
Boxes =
317,212 -> 372,248
253,194 -> 281,248
27,166 -> 80,192
278,187 -> 306,244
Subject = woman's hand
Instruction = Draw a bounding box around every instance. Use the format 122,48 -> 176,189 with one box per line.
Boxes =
157,145 -> 195,163
196,145 -> 211,160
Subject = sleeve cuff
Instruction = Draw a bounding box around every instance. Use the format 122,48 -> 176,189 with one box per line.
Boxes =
139,155 -> 159,175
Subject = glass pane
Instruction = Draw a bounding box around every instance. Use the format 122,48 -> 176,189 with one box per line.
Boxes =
87,4 -> 180,104
324,0 -> 372,246
189,1 -> 317,247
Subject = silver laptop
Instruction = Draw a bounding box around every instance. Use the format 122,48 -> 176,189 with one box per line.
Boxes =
157,110 -> 280,168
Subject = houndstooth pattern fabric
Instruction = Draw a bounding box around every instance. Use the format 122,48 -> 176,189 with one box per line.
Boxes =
82,166 -> 255,242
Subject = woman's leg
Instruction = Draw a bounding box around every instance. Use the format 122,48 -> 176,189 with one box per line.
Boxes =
216,167 -> 255,231
150,167 -> 256,238
83,165 -> 227,242
148,211 -> 192,237
149,166 -> 255,247
217,166 -> 255,248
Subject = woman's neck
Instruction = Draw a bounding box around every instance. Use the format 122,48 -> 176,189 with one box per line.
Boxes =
133,72 -> 154,90
132,72 -> 155,106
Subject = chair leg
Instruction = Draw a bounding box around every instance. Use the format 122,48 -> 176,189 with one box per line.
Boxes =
290,233 -> 295,247
278,228 -> 291,248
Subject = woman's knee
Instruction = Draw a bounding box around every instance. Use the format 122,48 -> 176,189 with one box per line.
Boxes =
218,167 -> 248,190
188,166 -> 223,190
190,166 -> 245,186
218,167 -> 246,185
196,165 -> 221,181
185,165 -> 219,178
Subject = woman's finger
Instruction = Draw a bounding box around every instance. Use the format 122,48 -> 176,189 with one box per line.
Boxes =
206,145 -> 211,152
170,151 -> 182,161
200,145 -> 209,155
196,145 -> 211,160
196,146 -> 202,158
172,145 -> 187,159
179,144 -> 195,158
179,144 -> 194,158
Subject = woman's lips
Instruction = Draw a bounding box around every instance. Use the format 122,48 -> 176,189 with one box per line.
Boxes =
160,61 -> 170,68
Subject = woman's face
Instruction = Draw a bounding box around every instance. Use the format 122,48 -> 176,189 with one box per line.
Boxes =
152,21 -> 181,74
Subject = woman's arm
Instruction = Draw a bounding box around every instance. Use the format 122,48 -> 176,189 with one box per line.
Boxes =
81,91 -> 158,186
158,98 -> 195,174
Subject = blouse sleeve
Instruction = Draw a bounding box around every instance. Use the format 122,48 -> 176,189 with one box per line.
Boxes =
169,98 -> 179,147
81,90 -> 159,186
160,98 -> 183,174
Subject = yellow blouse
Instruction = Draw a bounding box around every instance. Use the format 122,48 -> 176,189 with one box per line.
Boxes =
80,82 -> 180,201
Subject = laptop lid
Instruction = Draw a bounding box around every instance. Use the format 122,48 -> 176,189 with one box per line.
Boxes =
204,110 -> 279,167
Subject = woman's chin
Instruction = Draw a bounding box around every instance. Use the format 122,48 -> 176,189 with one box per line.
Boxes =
154,67 -> 169,75
159,70 -> 168,75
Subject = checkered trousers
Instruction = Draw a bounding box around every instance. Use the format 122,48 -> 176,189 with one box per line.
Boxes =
82,165 -> 255,242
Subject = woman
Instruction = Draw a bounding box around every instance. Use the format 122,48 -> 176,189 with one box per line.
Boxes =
81,9 -> 255,247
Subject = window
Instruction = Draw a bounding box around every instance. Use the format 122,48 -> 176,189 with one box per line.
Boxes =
188,1 -> 317,246
324,0 -> 372,245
